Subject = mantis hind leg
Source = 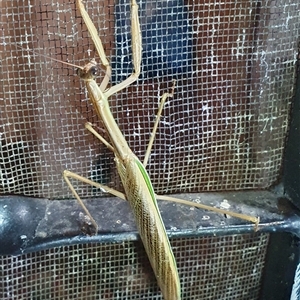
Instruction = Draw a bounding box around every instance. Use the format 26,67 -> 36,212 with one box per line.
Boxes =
63,170 -> 127,233
63,167 -> 260,232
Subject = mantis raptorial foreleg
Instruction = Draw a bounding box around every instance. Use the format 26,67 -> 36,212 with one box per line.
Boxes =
61,1 -> 259,299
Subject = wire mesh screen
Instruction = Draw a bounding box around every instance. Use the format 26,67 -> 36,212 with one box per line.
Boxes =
1,233 -> 269,299
0,0 -> 299,199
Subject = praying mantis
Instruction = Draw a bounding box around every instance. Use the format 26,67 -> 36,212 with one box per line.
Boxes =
59,0 -> 260,299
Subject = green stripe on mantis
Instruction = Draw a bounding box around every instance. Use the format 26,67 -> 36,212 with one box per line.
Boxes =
135,158 -> 158,205
135,157 -> 177,261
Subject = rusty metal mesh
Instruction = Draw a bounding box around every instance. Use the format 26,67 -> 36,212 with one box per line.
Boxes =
0,233 -> 269,299
0,0 -> 299,199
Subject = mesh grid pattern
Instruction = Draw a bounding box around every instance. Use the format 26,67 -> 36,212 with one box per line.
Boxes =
0,233 -> 269,299
0,1 -> 299,198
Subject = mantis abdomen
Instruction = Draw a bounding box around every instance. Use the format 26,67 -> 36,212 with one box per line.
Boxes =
116,156 -> 181,300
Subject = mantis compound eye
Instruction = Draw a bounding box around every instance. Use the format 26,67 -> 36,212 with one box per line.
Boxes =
89,66 -> 98,77
76,65 -> 98,80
